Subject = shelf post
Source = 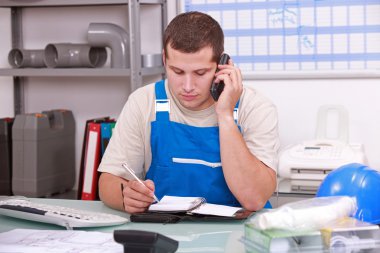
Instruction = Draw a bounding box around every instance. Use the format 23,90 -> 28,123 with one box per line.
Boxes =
128,0 -> 142,92
11,7 -> 25,115
160,0 -> 167,80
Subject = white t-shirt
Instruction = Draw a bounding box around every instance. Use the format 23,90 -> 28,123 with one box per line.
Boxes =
98,80 -> 280,180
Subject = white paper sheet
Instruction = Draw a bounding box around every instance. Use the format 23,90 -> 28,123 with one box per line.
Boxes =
148,196 -> 203,212
192,203 -> 242,217
0,229 -> 123,253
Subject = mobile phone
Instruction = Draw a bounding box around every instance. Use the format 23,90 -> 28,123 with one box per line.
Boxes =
210,53 -> 230,101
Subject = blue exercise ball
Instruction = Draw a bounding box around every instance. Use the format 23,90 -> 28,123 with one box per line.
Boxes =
316,163 -> 380,224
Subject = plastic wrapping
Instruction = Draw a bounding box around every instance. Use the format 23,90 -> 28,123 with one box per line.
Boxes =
250,196 -> 357,231
329,230 -> 380,253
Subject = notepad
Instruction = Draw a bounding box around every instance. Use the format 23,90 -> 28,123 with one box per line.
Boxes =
148,196 -> 243,217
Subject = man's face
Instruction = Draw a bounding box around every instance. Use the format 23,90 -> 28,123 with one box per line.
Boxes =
164,45 -> 217,111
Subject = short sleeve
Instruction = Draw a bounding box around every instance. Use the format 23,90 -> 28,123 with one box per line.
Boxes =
239,88 -> 280,172
98,90 -> 146,180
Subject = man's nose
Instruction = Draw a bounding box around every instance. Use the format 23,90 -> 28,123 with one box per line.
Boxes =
183,75 -> 195,93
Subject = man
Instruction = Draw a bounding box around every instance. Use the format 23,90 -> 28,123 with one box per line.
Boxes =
98,11 -> 279,214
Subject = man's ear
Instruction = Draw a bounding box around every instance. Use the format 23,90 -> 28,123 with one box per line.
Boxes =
162,49 -> 166,66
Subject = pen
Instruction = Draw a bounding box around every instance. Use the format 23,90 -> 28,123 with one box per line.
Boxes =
122,163 -> 160,203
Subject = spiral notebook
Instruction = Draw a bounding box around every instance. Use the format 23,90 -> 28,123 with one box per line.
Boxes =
148,196 -> 242,217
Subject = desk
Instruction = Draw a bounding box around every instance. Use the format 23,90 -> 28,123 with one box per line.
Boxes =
0,198 -> 246,253
0,179 -> 319,252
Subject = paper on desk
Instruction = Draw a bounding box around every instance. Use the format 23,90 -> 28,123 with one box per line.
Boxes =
192,203 -> 242,217
149,196 -> 204,212
0,229 -> 123,253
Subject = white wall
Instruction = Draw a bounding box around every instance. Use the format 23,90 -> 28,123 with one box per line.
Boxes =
1,3 -> 379,193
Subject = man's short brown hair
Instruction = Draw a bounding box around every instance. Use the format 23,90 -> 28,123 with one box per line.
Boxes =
163,11 -> 224,62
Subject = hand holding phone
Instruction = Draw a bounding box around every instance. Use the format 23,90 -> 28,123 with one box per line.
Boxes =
210,53 -> 230,101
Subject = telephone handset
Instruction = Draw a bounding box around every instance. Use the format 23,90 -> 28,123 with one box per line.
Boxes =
210,53 -> 230,101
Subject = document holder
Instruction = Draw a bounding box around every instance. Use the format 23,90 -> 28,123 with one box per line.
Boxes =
114,230 -> 178,253
130,212 -> 183,223
130,210 -> 253,224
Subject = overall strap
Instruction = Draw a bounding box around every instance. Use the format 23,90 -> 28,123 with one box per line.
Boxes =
234,100 -> 240,123
154,80 -> 170,122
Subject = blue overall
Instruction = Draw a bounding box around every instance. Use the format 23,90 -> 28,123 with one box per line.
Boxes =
146,80 -> 271,208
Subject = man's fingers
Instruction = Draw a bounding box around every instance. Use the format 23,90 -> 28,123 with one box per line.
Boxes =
120,179 -> 158,214
144,179 -> 155,192
125,184 -> 154,203
129,180 -> 153,196
124,196 -> 151,209
125,205 -> 147,214
122,186 -> 154,214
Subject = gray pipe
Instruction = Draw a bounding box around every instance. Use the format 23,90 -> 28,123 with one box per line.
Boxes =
141,54 -> 163,68
44,43 -> 107,68
87,23 -> 129,68
8,49 -> 46,68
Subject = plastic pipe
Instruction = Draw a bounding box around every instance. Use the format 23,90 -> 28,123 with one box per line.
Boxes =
141,53 -> 162,68
44,43 -> 107,68
87,23 -> 129,68
8,49 -> 46,68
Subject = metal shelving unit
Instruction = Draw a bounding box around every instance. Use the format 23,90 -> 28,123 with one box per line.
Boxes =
0,67 -> 165,77
0,0 -> 168,114
0,0 -> 165,7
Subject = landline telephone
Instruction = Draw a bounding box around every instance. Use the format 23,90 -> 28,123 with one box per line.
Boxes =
278,105 -> 367,181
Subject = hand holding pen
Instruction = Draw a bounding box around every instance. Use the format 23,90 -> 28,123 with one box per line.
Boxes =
120,163 -> 159,213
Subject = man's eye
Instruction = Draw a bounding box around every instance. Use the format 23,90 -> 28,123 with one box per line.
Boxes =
173,70 -> 183,75
195,71 -> 206,76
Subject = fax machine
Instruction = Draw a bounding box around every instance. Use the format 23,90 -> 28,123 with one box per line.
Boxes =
278,104 -> 367,181
278,139 -> 366,181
